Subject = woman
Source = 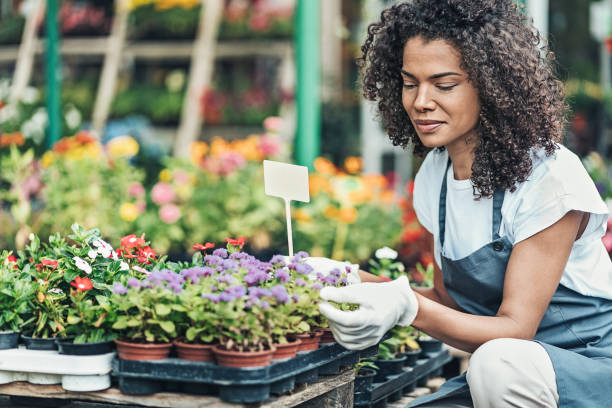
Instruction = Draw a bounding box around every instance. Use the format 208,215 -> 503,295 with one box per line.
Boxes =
316,1 -> 612,407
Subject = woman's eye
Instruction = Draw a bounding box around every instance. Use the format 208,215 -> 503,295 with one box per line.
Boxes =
402,84 -> 416,89
437,84 -> 457,91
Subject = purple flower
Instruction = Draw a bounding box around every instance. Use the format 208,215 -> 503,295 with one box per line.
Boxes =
168,282 -> 183,294
203,255 -> 222,266
216,273 -> 235,285
269,254 -> 286,266
329,268 -> 341,278
248,287 -> 272,298
226,285 -> 247,299
270,285 -> 290,303
210,285 -> 217,292
229,251 -> 252,260
322,274 -> 340,286
202,293 -> 220,303
311,283 -> 323,290
212,248 -> 228,258
127,277 -> 140,288
295,278 -> 307,287
291,294 -> 300,303
292,251 -> 309,262
219,292 -> 235,302
221,259 -> 239,272
295,263 -> 313,275
113,282 -> 128,295
341,277 -> 348,286
260,300 -> 270,309
244,270 -> 269,286
275,268 -> 290,283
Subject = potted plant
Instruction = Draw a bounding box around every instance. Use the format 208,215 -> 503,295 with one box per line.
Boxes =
0,252 -> 35,349
368,246 -> 406,280
171,272 -> 218,362
374,337 -> 407,382
111,270 -> 182,360
392,326 -> 421,367
417,332 -> 443,356
57,277 -> 117,355
354,359 -> 379,394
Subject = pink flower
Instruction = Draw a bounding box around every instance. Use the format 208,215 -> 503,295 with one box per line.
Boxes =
151,182 -> 175,205
219,152 -> 247,175
135,201 -> 146,213
263,116 -> 283,132
249,12 -> 271,31
128,182 -> 145,198
173,170 -> 190,186
258,134 -> 281,157
159,204 -> 181,224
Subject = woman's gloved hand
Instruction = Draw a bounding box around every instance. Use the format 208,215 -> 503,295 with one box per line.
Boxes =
318,276 -> 418,350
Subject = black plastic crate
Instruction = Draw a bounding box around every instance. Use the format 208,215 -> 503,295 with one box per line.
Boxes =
112,342 -> 369,404
353,349 -> 451,408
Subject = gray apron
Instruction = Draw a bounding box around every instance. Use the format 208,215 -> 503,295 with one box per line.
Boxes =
409,160 -> 612,407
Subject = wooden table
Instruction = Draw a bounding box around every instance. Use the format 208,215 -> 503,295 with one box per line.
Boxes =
0,369 -> 354,408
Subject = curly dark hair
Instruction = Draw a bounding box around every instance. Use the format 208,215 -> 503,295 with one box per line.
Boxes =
358,0 -> 568,198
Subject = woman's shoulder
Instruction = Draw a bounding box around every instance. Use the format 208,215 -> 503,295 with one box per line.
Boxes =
526,144 -> 589,187
415,148 -> 449,179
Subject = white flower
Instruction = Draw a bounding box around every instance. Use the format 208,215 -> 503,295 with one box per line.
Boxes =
93,238 -> 113,258
48,288 -> 63,295
375,246 -> 398,260
132,265 -> 149,275
21,87 -> 39,104
73,256 -> 92,275
120,261 -> 129,271
87,249 -> 97,259
64,106 -> 82,129
111,250 -> 119,260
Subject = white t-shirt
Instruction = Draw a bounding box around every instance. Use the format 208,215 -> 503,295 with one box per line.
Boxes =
413,144 -> 612,300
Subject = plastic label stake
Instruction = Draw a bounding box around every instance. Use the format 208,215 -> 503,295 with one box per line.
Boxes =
263,160 -> 310,257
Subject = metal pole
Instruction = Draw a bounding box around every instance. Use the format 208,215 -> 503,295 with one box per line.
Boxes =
295,0 -> 320,169
45,0 -> 61,149
527,0 -> 549,39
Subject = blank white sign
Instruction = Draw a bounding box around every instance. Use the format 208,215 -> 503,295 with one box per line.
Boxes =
263,160 -> 310,203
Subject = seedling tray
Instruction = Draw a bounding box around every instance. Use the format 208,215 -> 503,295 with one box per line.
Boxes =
113,342 -> 372,404
353,349 -> 451,408
0,346 -> 115,392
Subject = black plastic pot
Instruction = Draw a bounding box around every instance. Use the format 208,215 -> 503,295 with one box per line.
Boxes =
417,338 -> 443,356
0,331 -> 20,349
56,339 -> 115,355
21,335 -> 61,351
373,356 -> 407,382
403,349 -> 421,367
354,367 -> 376,394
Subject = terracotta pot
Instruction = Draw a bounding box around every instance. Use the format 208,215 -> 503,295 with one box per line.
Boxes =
173,339 -> 215,362
212,345 -> 276,367
272,338 -> 302,360
114,339 -> 172,361
605,37 -> 612,55
295,331 -> 323,352
317,328 -> 336,344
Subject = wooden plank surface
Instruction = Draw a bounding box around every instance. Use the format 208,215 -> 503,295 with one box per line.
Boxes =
0,369 -> 354,408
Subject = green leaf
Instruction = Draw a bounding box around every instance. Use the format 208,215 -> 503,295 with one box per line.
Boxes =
155,304 -> 171,316
67,315 -> 81,325
159,321 -> 175,334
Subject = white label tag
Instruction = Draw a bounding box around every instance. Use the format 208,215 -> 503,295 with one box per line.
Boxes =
263,160 -> 310,203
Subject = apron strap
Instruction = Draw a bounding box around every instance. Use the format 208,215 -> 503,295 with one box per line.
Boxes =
438,159 -> 452,248
438,158 -> 506,248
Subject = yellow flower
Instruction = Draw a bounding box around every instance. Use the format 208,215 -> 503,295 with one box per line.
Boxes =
40,151 -> 55,168
313,157 -> 336,175
344,156 -> 363,174
159,169 -> 173,182
190,141 -> 208,165
119,202 -> 139,222
323,205 -> 338,220
294,208 -> 312,223
337,206 -> 358,224
309,174 -> 331,196
107,135 -> 139,159
210,137 -> 231,157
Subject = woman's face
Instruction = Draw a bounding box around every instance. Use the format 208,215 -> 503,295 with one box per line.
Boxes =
401,36 -> 481,151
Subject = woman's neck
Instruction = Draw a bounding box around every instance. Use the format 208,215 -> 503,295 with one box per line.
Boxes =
446,139 -> 475,180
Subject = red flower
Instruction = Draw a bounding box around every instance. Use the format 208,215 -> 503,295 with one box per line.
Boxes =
35,259 -> 58,270
225,237 -> 246,248
120,233 -> 146,249
117,248 -> 137,259
71,276 -> 93,292
4,254 -> 17,264
193,242 -> 215,251
136,246 -> 156,264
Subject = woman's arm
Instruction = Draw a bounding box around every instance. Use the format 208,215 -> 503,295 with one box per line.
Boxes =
411,210 -> 584,353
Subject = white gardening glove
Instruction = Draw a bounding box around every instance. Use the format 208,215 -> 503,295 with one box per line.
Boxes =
284,256 -> 361,285
318,276 -> 418,350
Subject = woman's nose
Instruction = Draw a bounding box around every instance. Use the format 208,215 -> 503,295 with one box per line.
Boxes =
413,86 -> 436,112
